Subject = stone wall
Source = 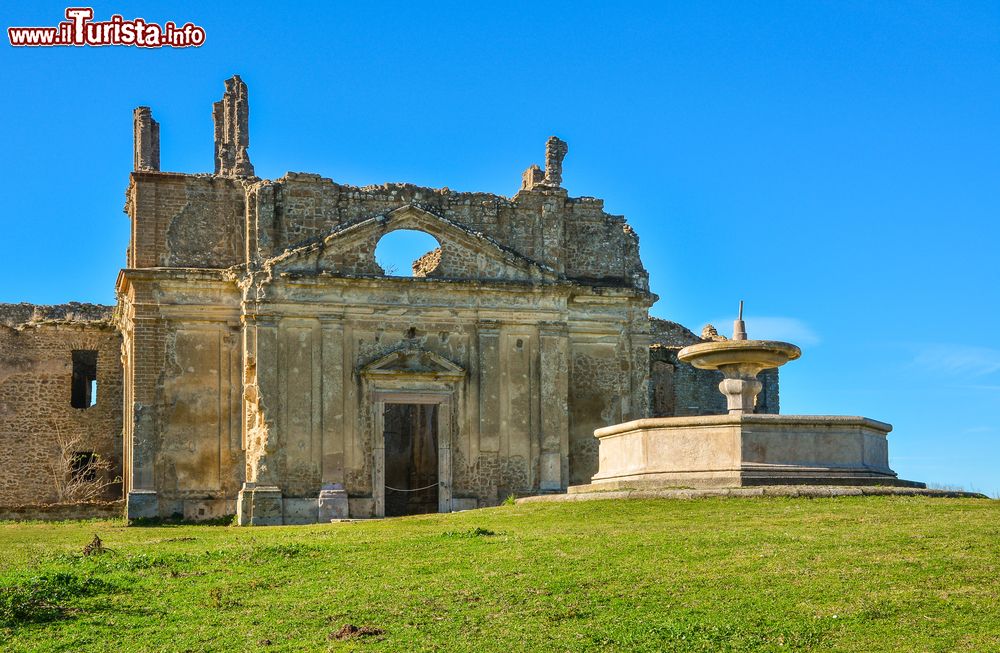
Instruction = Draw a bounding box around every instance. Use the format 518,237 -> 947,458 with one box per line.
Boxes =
118,265 -> 651,519
0,500 -> 123,522
126,170 -> 648,292
0,304 -> 123,506
121,175 -> 653,520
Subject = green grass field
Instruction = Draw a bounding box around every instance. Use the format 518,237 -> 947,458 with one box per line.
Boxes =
1,497 -> 998,652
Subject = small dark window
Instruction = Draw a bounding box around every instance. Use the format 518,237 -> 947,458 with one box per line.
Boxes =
71,350 -> 98,409
71,451 -> 98,482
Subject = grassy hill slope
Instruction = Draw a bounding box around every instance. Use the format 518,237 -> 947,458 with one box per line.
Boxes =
1,497 -> 998,652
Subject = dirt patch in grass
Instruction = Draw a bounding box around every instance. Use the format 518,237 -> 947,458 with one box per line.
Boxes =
330,624 -> 384,640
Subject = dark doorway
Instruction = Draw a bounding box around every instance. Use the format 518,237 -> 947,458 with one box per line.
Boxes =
383,403 -> 439,516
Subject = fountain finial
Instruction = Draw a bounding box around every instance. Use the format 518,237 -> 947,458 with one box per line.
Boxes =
733,300 -> 748,341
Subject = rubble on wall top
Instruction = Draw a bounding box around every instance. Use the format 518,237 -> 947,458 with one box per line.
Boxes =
0,302 -> 115,329
274,175 -> 515,205
268,174 -> 609,210
649,317 -> 703,349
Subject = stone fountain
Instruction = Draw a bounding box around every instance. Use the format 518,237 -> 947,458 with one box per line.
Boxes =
678,302 -> 800,415
573,303 -> 925,492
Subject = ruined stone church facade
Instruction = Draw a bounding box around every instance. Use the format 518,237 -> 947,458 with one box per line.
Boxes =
0,77 -> 778,524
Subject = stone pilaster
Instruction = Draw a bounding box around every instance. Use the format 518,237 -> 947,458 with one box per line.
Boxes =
539,322 -> 569,490
238,313 -> 282,525
320,319 -> 344,484
478,321 -> 501,454
124,297 -> 162,519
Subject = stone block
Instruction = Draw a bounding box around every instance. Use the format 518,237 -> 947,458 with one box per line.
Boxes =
126,490 -> 158,520
283,498 -> 318,525
540,452 -> 562,491
237,484 -> 283,526
348,497 -> 375,518
318,483 -> 349,522
182,499 -> 235,521
450,497 -> 478,511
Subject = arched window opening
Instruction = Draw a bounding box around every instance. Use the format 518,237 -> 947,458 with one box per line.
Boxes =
374,230 -> 441,277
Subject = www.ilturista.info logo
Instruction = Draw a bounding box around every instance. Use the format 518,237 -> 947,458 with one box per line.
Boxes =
8,7 -> 205,48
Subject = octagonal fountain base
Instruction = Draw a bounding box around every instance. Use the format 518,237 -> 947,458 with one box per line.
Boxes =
572,414 -> 925,493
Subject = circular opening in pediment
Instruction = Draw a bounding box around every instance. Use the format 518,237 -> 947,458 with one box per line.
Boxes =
375,229 -> 441,277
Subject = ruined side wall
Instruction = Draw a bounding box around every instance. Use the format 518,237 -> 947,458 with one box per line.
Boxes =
126,172 -> 246,269
756,368 -> 780,415
651,346 -> 727,416
0,305 -> 122,505
0,501 -> 124,522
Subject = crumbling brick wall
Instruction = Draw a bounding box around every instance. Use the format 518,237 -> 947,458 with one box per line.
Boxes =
411,247 -> 442,277
0,303 -> 123,505
124,172 -> 245,269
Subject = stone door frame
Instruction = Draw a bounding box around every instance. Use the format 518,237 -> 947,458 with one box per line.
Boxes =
372,390 -> 452,517
359,348 -> 465,518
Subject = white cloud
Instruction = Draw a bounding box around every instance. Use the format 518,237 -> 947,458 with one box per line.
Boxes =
706,315 -> 820,346
912,344 -> 1000,377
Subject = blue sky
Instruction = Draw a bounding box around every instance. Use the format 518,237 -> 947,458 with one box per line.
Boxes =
2,2 -> 998,493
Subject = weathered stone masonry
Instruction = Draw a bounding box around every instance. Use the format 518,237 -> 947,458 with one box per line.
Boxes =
0,76 -> 778,522
0,304 -> 122,505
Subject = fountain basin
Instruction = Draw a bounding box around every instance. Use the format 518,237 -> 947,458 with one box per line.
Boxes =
573,414 -> 925,492
678,339 -> 801,373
